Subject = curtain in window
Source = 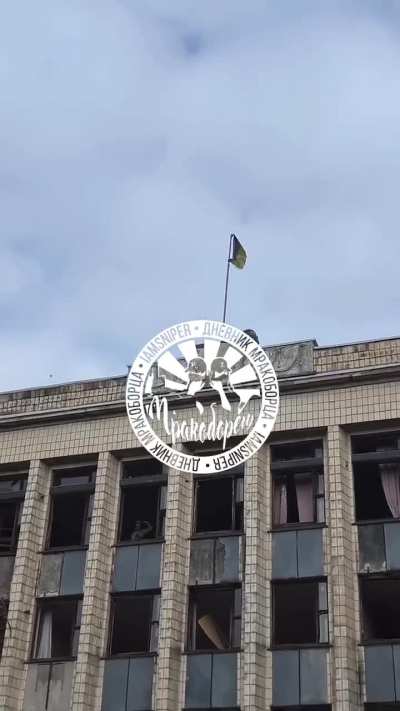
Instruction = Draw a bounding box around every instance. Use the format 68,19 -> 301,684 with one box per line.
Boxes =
295,476 -> 314,522
273,481 -> 287,525
37,610 -> 52,658
380,463 -> 400,518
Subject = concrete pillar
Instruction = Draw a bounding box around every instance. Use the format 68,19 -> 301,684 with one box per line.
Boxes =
155,463 -> 192,711
241,444 -> 271,711
71,451 -> 120,710
327,426 -> 362,710
0,459 -> 51,711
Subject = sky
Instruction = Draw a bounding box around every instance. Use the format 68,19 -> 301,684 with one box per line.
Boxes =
1,0 -> 400,392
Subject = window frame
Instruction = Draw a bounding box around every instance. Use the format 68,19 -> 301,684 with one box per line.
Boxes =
118,461 -> 167,545
359,574 -> 400,644
271,441 -> 324,530
0,475 -> 27,553
107,591 -> 160,658
31,595 -> 82,662
352,432 -> 400,524
186,584 -> 242,653
192,471 -> 244,537
271,578 -> 329,648
0,598 -> 9,658
46,466 -> 96,551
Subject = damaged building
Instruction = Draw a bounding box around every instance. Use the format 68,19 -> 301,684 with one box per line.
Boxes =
0,335 -> 400,711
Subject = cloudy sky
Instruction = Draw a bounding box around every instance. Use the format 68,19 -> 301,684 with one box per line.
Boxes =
1,1 -> 400,391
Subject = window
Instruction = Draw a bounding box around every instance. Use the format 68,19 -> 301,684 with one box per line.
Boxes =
353,433 -> 400,521
0,476 -> 27,552
187,587 -> 241,651
32,598 -> 82,660
194,473 -> 243,534
109,593 -> 160,655
361,577 -> 400,641
47,466 -> 95,549
0,598 -> 9,657
273,581 -> 328,646
271,441 -> 324,527
119,460 -> 166,543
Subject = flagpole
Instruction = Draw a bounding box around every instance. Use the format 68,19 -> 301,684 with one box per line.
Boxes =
222,234 -> 234,323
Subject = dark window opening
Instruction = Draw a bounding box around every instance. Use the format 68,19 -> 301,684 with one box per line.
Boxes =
33,598 -> 81,660
354,462 -> 394,521
53,466 -> 95,487
109,594 -> 159,655
271,440 -> 323,463
353,432 -> 400,454
194,476 -> 243,534
0,501 -> 22,551
0,598 -> 9,657
119,484 -> 166,542
48,493 -> 93,548
0,476 -> 27,552
271,441 -> 324,528
0,477 -> 26,494
273,581 -> 328,646
361,578 -> 400,641
352,433 -> 400,521
47,468 -> 95,549
188,587 -> 241,651
122,459 -> 163,480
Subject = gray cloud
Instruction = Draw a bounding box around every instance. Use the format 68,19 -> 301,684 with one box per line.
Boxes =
1,1 -> 400,390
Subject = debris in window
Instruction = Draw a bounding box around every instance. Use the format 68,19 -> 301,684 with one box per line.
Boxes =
188,587 -> 241,651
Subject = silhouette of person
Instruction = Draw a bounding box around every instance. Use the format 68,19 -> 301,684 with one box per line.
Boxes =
130,520 -> 152,541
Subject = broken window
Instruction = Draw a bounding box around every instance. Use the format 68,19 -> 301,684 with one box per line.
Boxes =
361,577 -> 400,641
187,587 -> 241,651
119,460 -> 167,542
271,441 -> 324,527
32,598 -> 82,660
109,593 -> 160,655
0,476 -> 27,551
194,473 -> 243,534
47,466 -> 95,549
353,433 -> 400,521
273,581 -> 328,646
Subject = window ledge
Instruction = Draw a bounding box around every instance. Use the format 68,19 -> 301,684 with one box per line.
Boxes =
40,545 -> 89,554
113,538 -> 164,548
354,518 -> 400,526
358,571 -> 400,579
101,651 -> 157,660
190,531 -> 243,540
269,643 -> 331,651
26,657 -> 77,664
361,639 -> 400,646
269,522 -> 326,533
184,648 -> 241,655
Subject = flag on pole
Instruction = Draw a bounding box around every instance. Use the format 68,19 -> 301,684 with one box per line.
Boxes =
230,234 -> 247,269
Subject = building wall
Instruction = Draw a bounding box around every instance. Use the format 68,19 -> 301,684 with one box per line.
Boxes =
0,337 -> 399,710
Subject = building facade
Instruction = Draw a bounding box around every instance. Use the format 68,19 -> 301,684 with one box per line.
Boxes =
0,335 -> 400,711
